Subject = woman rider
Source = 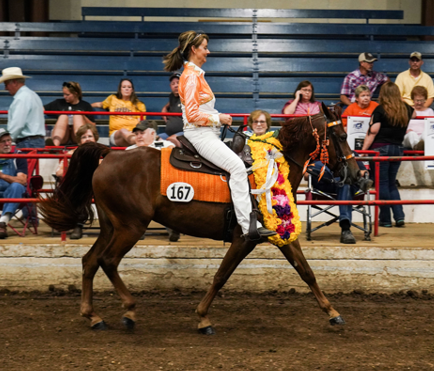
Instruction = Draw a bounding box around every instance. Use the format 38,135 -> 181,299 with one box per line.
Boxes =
163,30 -> 276,240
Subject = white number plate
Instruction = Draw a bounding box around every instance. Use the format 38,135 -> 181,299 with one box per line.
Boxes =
166,182 -> 194,203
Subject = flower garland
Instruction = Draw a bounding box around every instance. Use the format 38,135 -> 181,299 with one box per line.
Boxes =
248,131 -> 302,247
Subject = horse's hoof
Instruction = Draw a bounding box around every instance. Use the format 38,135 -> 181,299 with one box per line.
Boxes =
198,325 -> 216,335
122,317 -> 135,330
329,315 -> 346,326
91,320 -> 108,330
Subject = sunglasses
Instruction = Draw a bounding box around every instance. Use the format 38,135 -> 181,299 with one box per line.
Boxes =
63,82 -> 76,91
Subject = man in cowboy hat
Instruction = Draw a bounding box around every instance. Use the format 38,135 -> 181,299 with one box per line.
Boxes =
0,67 -> 45,149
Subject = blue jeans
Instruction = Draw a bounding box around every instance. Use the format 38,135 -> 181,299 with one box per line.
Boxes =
15,137 -> 45,150
377,144 -> 405,224
0,182 -> 26,216
311,159 -> 365,224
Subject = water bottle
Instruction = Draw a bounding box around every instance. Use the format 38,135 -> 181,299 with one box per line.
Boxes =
68,106 -> 73,126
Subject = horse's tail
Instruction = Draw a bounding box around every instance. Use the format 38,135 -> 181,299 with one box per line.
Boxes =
39,142 -> 111,232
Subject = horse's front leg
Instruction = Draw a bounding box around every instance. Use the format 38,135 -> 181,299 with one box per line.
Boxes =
196,228 -> 257,334
278,239 -> 345,326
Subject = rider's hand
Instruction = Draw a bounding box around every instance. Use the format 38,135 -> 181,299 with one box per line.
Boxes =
219,114 -> 232,126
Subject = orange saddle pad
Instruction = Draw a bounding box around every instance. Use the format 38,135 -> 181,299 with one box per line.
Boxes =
160,148 -> 254,203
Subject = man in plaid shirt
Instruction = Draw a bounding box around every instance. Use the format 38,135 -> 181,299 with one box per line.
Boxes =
340,52 -> 389,106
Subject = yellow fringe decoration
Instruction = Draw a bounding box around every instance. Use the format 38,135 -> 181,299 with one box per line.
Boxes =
248,132 -> 302,246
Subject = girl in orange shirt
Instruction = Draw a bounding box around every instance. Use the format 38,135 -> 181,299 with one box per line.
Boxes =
342,85 -> 378,128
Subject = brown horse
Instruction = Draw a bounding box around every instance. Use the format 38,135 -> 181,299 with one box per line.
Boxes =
40,104 -> 365,334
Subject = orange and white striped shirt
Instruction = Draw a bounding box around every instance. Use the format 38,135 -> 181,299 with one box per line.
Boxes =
178,61 -> 220,130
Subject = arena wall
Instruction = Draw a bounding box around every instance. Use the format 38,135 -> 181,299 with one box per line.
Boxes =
1,241 -> 433,293
49,0 -> 421,24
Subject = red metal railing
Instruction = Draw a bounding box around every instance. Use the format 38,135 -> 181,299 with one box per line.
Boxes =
0,110 -> 432,240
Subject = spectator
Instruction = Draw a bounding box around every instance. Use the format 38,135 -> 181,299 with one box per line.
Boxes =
248,109 -> 272,136
92,79 -> 146,147
0,129 -> 27,239
44,81 -> 95,146
126,120 -> 178,241
308,158 -> 368,244
126,120 -> 174,151
282,81 -> 321,116
403,86 -> 434,150
54,123 -> 99,239
340,53 -> 389,106
342,85 -> 379,127
0,67 -> 45,149
361,82 -> 416,228
160,72 -> 183,147
395,52 -> 434,108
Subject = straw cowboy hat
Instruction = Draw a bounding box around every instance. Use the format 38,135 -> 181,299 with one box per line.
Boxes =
0,67 -> 31,83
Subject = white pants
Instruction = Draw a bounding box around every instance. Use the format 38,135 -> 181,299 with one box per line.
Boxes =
184,127 -> 259,234
402,131 -> 423,149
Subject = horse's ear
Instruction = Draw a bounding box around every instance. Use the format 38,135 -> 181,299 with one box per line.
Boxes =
321,102 -> 332,119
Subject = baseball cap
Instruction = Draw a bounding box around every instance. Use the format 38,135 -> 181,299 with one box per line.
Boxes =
410,51 -> 422,60
358,52 -> 377,63
132,120 -> 158,133
0,128 -> 10,140
169,72 -> 181,81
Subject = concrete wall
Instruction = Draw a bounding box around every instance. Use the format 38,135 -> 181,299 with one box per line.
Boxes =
1,243 -> 433,292
49,0 -> 421,24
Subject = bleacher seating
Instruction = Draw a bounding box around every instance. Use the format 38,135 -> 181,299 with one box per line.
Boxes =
1,7 -> 434,140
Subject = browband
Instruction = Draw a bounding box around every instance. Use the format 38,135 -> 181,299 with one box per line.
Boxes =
327,120 -> 342,127
345,153 -> 355,160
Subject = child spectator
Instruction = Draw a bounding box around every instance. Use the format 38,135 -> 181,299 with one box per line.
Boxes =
92,79 -> 146,147
342,85 -> 378,128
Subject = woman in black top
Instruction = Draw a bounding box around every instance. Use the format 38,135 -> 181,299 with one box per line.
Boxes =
362,82 -> 416,227
45,81 -> 95,146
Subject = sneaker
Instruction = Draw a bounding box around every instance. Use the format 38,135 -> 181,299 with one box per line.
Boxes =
396,220 -> 405,227
0,222 -> 8,239
340,229 -> 356,244
70,225 -> 83,240
379,222 -> 392,228
45,137 -> 55,147
169,230 -> 180,242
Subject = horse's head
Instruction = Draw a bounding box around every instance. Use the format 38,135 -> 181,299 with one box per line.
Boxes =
278,104 -> 372,192
320,103 -> 372,191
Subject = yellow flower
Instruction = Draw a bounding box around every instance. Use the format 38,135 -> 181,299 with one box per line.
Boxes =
248,132 -> 302,247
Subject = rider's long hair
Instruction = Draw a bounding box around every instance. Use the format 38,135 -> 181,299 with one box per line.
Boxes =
378,82 -> 410,128
163,30 -> 209,72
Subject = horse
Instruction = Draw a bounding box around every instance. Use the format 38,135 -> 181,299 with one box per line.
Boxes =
40,104 -> 366,334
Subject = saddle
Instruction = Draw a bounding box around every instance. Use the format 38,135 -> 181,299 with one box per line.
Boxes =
170,126 -> 253,176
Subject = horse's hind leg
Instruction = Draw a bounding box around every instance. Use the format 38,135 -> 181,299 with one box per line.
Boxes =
196,230 -> 257,334
278,240 -> 345,325
98,224 -> 145,329
80,209 -> 113,329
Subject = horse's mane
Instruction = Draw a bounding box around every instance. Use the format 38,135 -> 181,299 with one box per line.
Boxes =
278,113 -> 323,151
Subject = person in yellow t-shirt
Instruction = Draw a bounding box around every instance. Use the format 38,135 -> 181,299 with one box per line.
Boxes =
92,79 -> 146,146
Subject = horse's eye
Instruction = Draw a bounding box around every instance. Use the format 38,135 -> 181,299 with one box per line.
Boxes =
339,133 -> 347,142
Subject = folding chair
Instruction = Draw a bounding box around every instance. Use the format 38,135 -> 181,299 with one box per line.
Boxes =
0,152 -> 44,237
305,174 -> 372,242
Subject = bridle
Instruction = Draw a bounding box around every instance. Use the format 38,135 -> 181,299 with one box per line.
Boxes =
290,113 -> 354,186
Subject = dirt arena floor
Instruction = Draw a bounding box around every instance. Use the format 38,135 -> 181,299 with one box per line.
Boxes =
1,290 -> 434,370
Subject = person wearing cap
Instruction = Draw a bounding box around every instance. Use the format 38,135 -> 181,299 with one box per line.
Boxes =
0,67 -> 45,149
0,129 -> 28,239
125,120 -> 175,151
340,53 -> 389,107
125,120 -> 179,242
160,72 -> 183,147
395,52 -> 434,108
